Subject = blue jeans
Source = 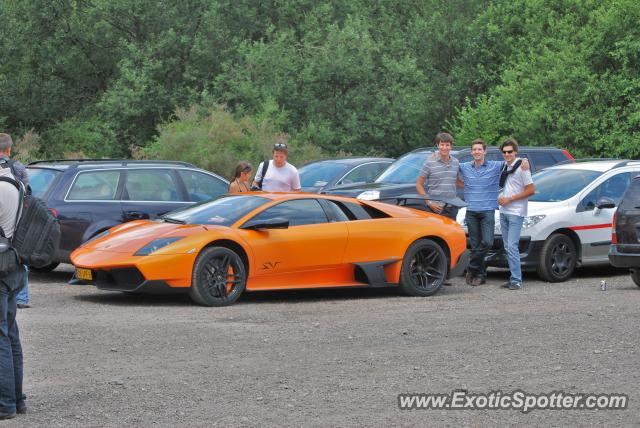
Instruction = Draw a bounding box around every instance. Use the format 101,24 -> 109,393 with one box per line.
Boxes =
0,268 -> 25,414
16,266 -> 28,305
500,213 -> 525,285
466,210 -> 495,279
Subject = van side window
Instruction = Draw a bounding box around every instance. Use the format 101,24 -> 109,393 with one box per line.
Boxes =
125,169 -> 180,201
67,170 -> 120,200
579,173 -> 631,211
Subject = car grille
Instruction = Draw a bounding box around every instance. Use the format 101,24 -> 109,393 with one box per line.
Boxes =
96,267 -> 146,291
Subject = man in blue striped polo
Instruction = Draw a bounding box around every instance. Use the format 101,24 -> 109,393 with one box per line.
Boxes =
415,132 -> 459,220
458,139 -> 529,286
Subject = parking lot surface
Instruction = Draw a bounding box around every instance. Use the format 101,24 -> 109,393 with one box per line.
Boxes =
9,265 -> 640,426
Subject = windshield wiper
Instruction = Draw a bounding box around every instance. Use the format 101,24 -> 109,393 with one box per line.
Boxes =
161,216 -> 186,224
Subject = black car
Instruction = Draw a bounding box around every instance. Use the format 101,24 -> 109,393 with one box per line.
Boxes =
322,146 -> 574,202
298,157 -> 393,193
27,159 -> 229,271
609,174 -> 640,286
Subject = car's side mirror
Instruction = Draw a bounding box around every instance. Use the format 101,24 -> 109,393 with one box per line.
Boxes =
596,197 -> 616,210
241,217 -> 289,230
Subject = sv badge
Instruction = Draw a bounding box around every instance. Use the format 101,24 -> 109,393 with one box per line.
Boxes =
260,261 -> 281,270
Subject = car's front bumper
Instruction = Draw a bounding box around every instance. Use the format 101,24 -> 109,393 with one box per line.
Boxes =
484,236 -> 545,270
69,266 -> 181,294
608,245 -> 640,268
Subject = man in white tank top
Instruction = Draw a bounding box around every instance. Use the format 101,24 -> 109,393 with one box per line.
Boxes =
253,143 -> 301,192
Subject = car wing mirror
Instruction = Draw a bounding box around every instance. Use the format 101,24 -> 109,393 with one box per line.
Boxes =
241,217 -> 290,230
596,197 -> 616,210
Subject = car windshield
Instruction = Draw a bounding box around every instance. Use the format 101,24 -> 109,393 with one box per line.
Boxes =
27,168 -> 62,198
529,168 -> 603,202
374,152 -> 430,184
163,195 -> 269,226
299,162 -> 349,187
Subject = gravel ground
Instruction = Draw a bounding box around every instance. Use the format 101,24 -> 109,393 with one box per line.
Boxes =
6,264 -> 640,427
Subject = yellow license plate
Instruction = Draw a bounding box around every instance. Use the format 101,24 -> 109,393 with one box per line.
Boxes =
76,268 -> 93,281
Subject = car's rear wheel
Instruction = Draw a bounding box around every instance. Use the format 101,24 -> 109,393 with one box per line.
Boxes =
631,269 -> 640,288
189,247 -> 246,306
537,233 -> 577,282
30,262 -> 60,273
399,239 -> 448,296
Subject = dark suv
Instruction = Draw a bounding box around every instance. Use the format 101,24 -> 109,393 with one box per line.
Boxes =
27,159 -> 229,270
322,146 -> 573,201
609,174 -> 640,286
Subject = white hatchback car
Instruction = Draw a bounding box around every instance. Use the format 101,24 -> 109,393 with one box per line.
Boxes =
457,160 -> 640,282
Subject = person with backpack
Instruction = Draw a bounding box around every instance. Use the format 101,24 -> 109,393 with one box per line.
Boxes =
0,134 -> 27,420
0,134 -> 30,309
252,143 -> 301,192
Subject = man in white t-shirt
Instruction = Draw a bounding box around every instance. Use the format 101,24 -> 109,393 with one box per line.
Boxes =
252,143 -> 301,192
497,138 -> 535,290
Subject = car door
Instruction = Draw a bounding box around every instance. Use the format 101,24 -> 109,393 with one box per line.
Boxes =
62,169 -> 124,251
237,198 -> 349,289
574,172 -> 633,262
121,168 -> 189,221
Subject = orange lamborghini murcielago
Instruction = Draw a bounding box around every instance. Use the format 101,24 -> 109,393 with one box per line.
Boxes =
71,193 -> 469,306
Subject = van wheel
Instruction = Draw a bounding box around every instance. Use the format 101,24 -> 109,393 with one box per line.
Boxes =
30,262 -> 60,273
537,234 -> 576,282
399,239 -> 448,296
189,247 -> 246,306
631,269 -> 640,287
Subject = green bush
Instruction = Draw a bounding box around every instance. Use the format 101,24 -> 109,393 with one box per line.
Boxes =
137,103 -> 326,179
41,117 -> 120,158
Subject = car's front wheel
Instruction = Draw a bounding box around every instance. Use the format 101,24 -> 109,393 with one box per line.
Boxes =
631,269 -> 640,288
537,233 -> 577,282
399,239 -> 448,296
190,247 -> 246,306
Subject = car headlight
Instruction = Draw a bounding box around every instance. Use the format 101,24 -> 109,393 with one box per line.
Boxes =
134,237 -> 184,256
357,190 -> 380,200
523,215 -> 546,229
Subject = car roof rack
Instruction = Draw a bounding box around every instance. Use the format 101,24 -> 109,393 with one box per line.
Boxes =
612,160 -> 640,169
28,159 -> 196,168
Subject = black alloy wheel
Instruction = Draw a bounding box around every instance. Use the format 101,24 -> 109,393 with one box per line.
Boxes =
189,247 -> 246,306
537,233 -> 577,282
400,239 -> 448,296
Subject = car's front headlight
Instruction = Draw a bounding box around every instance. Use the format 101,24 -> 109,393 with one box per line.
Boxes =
134,237 -> 184,256
357,190 -> 380,200
523,215 -> 546,229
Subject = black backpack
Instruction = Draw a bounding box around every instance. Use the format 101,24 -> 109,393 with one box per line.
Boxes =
252,159 -> 270,190
0,175 -> 61,268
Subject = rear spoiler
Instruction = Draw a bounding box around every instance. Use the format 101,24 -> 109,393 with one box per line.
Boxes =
378,194 -> 468,209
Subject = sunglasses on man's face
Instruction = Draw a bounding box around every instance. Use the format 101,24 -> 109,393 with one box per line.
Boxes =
502,150 -> 515,154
